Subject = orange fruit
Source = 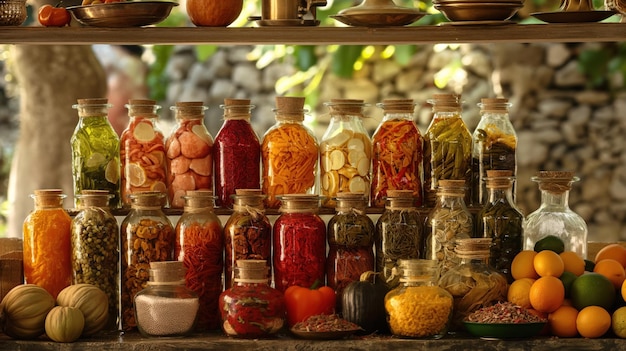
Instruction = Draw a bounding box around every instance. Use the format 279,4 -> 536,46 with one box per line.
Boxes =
622,278 -> 626,302
511,250 -> 539,280
548,305 -> 579,337
571,272 -> 616,311
529,276 -> 565,313
559,251 -> 585,276
576,306 -> 611,338
533,250 -> 565,278
594,258 -> 626,289
507,278 -> 536,309
595,243 -> 626,267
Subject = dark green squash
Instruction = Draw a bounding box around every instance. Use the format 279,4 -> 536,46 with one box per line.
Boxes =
341,271 -> 389,334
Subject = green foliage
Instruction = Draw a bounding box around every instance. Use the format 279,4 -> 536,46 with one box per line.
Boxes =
578,43 -> 626,90
147,45 -> 174,102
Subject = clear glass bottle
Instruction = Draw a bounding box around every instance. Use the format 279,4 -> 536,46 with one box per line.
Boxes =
175,190 -> 223,331
224,189 -> 271,289
22,189 -> 72,298
523,171 -> 588,258
120,99 -> 167,207
476,170 -> 523,282
320,99 -> 371,208
424,180 -> 473,278
385,259 -> 453,339
134,261 -> 199,338
371,99 -> 423,208
471,98 -> 517,206
423,94 -> 472,207
71,190 -> 119,330
71,98 -> 121,208
261,97 -> 319,209
120,191 -> 175,331
166,102 -> 213,209
213,99 -> 261,208
219,260 -> 285,338
375,190 -> 422,289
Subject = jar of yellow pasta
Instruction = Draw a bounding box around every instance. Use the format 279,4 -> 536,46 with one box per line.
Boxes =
384,259 -> 453,339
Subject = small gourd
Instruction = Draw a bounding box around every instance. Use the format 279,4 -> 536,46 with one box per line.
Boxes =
340,271 -> 389,334
1,284 -> 55,339
56,284 -> 109,336
44,306 -> 85,343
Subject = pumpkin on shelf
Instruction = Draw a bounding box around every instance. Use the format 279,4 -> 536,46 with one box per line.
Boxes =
56,284 -> 109,336
0,284 -> 56,339
44,306 -> 85,343
340,271 -> 389,334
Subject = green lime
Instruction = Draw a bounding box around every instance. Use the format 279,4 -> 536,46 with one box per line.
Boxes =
584,259 -> 596,272
560,271 -> 577,298
534,235 -> 565,254
571,272 -> 616,311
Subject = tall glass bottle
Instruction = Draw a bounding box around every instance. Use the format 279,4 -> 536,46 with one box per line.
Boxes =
213,99 -> 261,208
71,98 -> 121,208
523,171 -> 588,258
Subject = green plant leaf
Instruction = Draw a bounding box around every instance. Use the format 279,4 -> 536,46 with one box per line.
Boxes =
394,45 -> 417,66
331,45 -> 364,78
294,46 -> 317,71
196,45 -> 218,62
578,48 -> 611,88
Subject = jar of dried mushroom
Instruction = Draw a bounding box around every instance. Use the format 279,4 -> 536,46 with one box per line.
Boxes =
224,189 -> 271,289
438,238 -> 508,331
423,94 -> 472,207
327,192 -> 375,300
424,180 -> 473,278
320,99 -> 371,208
385,259 -> 453,339
175,190 -> 223,331
71,190 -> 119,330
121,191 -> 175,331
476,170 -> 523,283
375,190 -> 422,289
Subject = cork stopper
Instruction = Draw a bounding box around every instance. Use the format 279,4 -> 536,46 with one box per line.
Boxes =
76,190 -> 112,208
32,189 -> 66,208
335,192 -> 368,212
183,190 -> 215,210
485,170 -> 515,189
234,259 -> 269,282
77,98 -> 108,105
278,194 -> 320,213
437,179 -> 466,197
385,190 -> 416,210
532,170 -> 579,194
232,189 -> 266,210
398,259 -> 437,281
149,261 -> 186,284
274,96 -> 306,121
127,99 -> 160,117
222,98 -> 254,120
377,99 -> 415,114
428,93 -> 461,113
479,98 -> 511,113
455,238 -> 492,259
171,101 -> 207,119
73,98 -> 110,117
129,191 -> 166,209
325,99 -> 366,116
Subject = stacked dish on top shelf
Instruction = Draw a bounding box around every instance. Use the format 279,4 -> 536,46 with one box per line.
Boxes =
331,0 -> 427,26
433,0 -> 523,23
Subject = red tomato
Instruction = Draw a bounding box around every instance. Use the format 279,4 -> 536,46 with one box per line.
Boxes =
284,285 -> 336,327
38,4 -> 71,27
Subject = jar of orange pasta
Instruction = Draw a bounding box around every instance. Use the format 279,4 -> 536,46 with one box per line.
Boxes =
261,97 -> 318,209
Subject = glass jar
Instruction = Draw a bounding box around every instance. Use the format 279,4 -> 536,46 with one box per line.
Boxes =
424,180 -> 473,278
327,192 -> 375,299
213,99 -> 261,208
71,98 -> 121,208
175,190 -> 223,331
375,190 -> 422,289
273,194 -> 326,292
22,189 -> 72,298
219,260 -> 285,338
523,171 -> 588,258
71,190 -> 119,330
134,261 -> 199,337
384,259 -> 453,339
476,170 -> 523,282
261,97 -> 319,209
320,99 -> 371,208
166,102 -> 213,209
438,238 -> 508,331
423,94 -> 472,207
120,191 -> 175,330
120,99 -> 167,207
224,189 -> 271,289
371,99 -> 423,208
471,98 -> 517,206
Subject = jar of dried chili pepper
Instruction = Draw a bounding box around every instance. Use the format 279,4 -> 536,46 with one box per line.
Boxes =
273,194 -> 326,292
327,192 -> 375,301
121,191 -> 175,331
320,99 -> 371,208
371,99 -> 423,208
219,260 -> 285,338
261,97 -> 319,209
224,189 -> 271,289
23,189 -> 72,299
214,99 -> 261,209
120,99 -> 168,207
166,102 -> 213,209
175,190 -> 224,331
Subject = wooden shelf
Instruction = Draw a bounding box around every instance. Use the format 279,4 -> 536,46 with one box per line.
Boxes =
2,23 -> 624,45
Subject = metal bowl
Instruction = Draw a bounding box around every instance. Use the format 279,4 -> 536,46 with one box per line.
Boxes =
67,1 -> 178,28
435,2 -> 521,21
331,11 -> 426,27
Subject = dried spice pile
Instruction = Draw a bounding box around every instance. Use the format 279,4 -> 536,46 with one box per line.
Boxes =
292,314 -> 360,332
466,302 -> 547,324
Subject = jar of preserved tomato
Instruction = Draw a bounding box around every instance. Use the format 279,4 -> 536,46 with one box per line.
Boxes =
120,99 -> 168,207
273,194 -> 326,292
262,97 -> 319,209
175,190 -> 223,331
23,189 -> 72,298
224,189 -> 271,289
120,191 -> 175,330
71,98 -> 121,208
219,260 -> 285,338
371,99 -> 423,208
320,99 -> 371,208
71,190 -> 119,330
166,102 -> 213,208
